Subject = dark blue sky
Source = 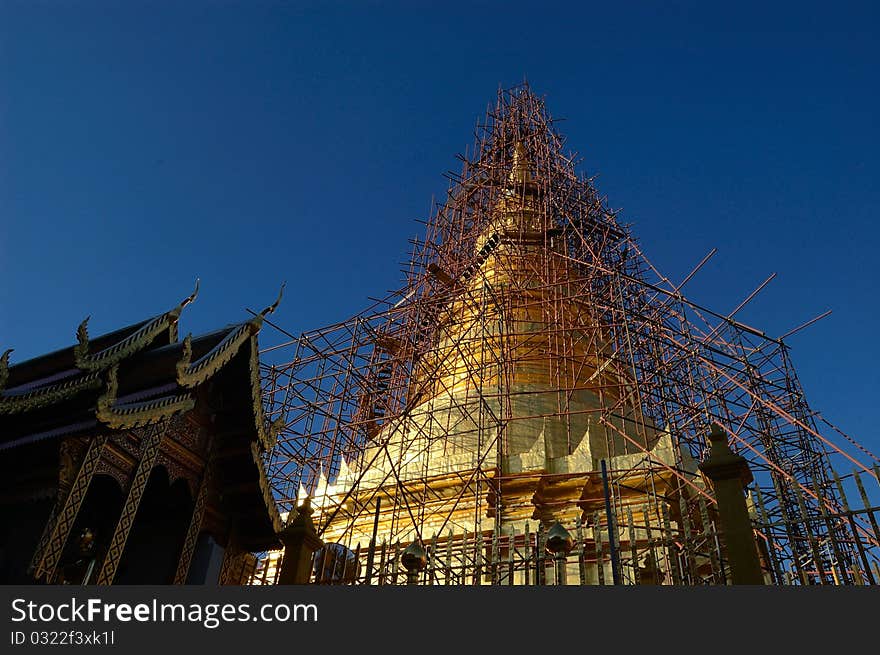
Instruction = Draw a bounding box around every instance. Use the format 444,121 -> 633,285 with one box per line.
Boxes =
1,2 -> 878,457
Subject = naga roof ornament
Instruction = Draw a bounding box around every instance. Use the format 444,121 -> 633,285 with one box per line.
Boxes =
0,371 -> 103,415
250,282 -> 286,333
176,283 -> 285,388
174,283 -> 286,452
95,364 -> 195,430
74,279 -> 200,372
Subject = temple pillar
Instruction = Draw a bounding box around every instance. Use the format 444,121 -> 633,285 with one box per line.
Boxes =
218,532 -> 258,585
95,424 -> 165,585
698,424 -> 764,585
31,434 -> 109,582
173,455 -> 213,584
277,498 -> 323,585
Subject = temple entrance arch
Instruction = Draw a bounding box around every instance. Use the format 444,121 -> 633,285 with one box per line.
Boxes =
56,474 -> 124,585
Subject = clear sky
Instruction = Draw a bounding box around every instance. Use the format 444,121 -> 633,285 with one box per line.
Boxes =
1,2 -> 878,459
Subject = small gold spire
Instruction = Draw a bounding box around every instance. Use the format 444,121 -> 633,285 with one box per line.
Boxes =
509,141 -> 533,185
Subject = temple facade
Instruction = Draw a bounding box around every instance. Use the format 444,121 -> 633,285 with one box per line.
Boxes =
0,285 -> 283,585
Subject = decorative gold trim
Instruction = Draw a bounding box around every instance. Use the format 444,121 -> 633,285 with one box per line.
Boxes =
250,441 -> 284,534
160,437 -> 206,475
175,334 -> 193,382
96,366 -> 195,429
176,284 -> 285,451
74,314 -> 166,371
73,280 -> 199,372
248,284 -> 285,451
95,365 -> 119,416
0,372 -> 102,415
248,339 -> 282,452
96,424 -> 166,585
176,328 -> 280,453
173,450 -> 213,584
97,395 -> 196,430
33,434 -> 109,582
176,324 -> 252,388
177,327 -> 280,451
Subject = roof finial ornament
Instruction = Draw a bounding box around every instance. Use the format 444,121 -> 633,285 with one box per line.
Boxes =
181,278 -> 200,309
171,278 -> 200,320
96,365 -> 119,416
260,282 -> 286,317
0,348 -> 12,391
73,316 -> 92,363
175,334 -> 193,383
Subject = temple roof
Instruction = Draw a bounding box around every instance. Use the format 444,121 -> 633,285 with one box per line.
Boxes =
0,283 -> 285,550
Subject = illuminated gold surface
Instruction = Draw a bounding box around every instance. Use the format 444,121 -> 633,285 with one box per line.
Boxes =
306,146 -> 700,573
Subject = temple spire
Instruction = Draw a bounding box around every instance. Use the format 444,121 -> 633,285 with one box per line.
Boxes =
509,141 -> 533,185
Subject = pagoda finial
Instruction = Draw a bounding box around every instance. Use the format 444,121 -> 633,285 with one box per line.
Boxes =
509,141 -> 533,186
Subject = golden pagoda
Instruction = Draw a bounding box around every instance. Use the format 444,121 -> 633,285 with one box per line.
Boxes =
256,85 -> 880,587
293,136 -> 703,585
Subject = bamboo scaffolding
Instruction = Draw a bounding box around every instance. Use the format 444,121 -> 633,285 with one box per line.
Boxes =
251,84 -> 879,585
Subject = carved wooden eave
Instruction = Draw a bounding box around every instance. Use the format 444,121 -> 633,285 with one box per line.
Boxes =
96,394 -> 196,430
95,365 -> 195,430
176,284 -> 285,452
73,280 -> 199,372
175,327 -> 279,453
1,282 -> 290,579
250,441 -> 285,534
248,342 -> 284,452
176,323 -> 253,389
0,371 -> 103,415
